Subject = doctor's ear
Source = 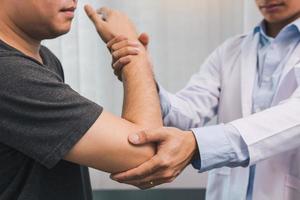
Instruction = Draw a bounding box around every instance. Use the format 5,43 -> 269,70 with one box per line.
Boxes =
138,32 -> 150,49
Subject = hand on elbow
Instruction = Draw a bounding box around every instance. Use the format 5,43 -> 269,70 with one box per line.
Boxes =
110,128 -> 198,189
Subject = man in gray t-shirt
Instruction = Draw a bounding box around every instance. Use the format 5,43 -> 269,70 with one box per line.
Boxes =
0,1 -> 195,199
0,40 -> 101,199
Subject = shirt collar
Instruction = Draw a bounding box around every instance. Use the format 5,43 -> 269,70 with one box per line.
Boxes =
253,18 -> 300,40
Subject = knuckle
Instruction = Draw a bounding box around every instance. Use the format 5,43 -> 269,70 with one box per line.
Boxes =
111,45 -> 116,51
125,47 -> 132,52
113,62 -> 119,69
122,55 -> 131,63
125,40 -> 130,46
160,159 -> 170,168
112,52 -> 118,59
116,35 -> 124,41
119,58 -> 126,64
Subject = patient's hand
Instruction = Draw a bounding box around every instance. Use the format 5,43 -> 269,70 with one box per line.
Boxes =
84,5 -> 139,43
107,34 -> 150,80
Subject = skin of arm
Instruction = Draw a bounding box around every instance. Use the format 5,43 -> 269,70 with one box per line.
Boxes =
64,111 -> 155,173
64,5 -> 162,173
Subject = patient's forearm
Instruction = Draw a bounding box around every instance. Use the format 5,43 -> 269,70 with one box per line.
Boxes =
122,55 -> 163,129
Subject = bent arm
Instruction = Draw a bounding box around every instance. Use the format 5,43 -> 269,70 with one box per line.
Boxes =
64,55 -> 161,173
64,6 -> 162,173
64,35 -> 161,174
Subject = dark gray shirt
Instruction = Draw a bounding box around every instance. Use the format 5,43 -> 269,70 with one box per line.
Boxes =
0,40 -> 103,200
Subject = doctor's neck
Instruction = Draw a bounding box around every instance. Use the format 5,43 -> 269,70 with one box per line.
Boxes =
255,0 -> 300,38
265,15 -> 300,38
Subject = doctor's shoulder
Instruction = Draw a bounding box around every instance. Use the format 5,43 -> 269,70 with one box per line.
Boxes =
218,33 -> 249,54
212,32 -> 253,64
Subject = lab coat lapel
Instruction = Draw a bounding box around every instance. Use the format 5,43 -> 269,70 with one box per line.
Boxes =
240,33 -> 260,117
278,43 -> 300,82
272,43 -> 300,105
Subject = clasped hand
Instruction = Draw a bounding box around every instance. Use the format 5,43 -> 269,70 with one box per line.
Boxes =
110,127 -> 198,189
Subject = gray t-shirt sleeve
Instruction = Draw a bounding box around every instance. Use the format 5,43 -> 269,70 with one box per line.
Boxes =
0,56 -> 103,169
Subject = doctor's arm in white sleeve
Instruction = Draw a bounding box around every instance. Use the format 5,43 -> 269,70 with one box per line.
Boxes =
159,85 -> 250,171
230,87 -> 300,165
190,124 -> 250,171
157,42 -> 250,171
157,45 -> 223,130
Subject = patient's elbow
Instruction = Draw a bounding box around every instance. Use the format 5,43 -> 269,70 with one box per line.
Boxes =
111,143 -> 156,174
136,143 -> 156,164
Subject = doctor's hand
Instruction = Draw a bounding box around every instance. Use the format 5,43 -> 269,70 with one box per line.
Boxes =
106,34 -> 150,80
110,127 -> 198,189
84,5 -> 139,43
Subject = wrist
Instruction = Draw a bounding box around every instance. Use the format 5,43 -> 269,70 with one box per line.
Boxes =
185,131 -> 199,162
121,54 -> 153,80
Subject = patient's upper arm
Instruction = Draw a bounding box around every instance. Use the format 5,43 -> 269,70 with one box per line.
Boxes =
64,110 -> 155,173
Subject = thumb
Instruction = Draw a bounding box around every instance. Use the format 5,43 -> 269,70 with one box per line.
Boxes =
128,129 -> 166,145
84,4 -> 105,28
138,32 -> 150,48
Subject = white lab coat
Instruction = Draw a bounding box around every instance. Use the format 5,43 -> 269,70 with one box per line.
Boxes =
161,31 -> 300,199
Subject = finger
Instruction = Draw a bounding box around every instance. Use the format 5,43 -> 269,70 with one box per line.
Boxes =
140,177 -> 176,189
107,35 -> 128,50
96,7 -> 112,16
128,129 -> 167,145
138,32 -> 150,48
84,5 -> 105,28
116,166 -> 179,186
111,156 -> 161,181
112,56 -> 132,71
122,177 -> 174,190
112,47 -> 140,61
111,40 -> 140,52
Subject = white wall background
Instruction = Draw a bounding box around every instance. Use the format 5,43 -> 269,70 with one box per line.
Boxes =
44,0 -> 261,190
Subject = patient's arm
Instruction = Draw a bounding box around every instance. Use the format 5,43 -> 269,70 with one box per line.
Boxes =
65,7 -> 162,173
84,5 -> 162,128
65,51 -> 161,173
64,111 -> 155,173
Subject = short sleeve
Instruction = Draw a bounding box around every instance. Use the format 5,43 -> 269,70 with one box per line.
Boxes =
0,56 -> 103,169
